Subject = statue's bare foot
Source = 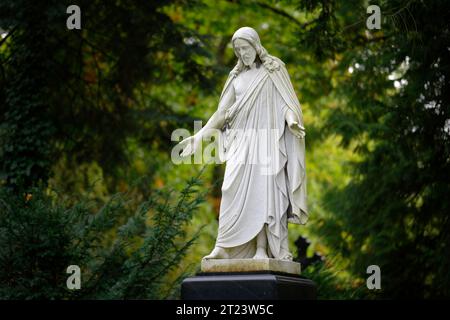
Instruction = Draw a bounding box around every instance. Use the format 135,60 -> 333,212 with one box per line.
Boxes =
203,246 -> 229,260
253,247 -> 268,259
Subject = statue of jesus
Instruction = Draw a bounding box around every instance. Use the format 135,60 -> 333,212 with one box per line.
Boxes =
179,27 -> 308,261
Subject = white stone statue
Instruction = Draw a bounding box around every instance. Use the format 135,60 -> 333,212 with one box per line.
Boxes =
179,27 -> 307,262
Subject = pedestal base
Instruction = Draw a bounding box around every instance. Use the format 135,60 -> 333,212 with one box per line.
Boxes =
201,258 -> 301,275
181,272 -> 316,300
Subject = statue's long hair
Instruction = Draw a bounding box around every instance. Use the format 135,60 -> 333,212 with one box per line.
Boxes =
230,27 -> 282,77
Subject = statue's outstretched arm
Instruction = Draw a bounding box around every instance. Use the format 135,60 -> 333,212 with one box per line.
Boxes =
178,83 -> 235,157
199,84 -> 235,136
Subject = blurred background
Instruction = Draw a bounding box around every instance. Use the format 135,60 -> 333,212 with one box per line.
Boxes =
0,0 -> 449,299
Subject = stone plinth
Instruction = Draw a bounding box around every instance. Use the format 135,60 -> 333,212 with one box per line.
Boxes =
201,258 -> 301,275
181,272 -> 316,300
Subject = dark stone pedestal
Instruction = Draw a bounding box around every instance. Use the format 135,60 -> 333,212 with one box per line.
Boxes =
181,272 -> 316,300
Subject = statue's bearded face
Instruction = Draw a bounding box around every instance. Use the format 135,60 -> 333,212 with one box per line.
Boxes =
234,38 -> 257,67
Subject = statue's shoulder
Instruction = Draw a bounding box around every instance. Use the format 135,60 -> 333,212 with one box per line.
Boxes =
272,56 -> 286,68
264,56 -> 288,76
223,71 -> 237,87
263,59 -> 286,84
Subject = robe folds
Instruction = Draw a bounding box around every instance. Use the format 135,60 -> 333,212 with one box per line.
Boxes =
214,61 -> 308,260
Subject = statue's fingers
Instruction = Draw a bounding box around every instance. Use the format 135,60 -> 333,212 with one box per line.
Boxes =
181,145 -> 191,157
294,124 -> 306,138
298,130 -> 306,139
294,123 -> 305,131
293,127 -> 305,139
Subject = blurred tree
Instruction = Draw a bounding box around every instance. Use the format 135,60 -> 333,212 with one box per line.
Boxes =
0,176 -> 205,299
0,0 -> 211,190
294,0 -> 450,298
3,0 -> 447,300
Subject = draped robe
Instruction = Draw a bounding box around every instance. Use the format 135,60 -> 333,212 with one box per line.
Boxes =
214,61 -> 308,260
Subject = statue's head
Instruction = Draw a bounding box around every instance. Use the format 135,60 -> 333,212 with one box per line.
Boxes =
232,27 -> 260,67
233,38 -> 257,67
230,27 -> 281,76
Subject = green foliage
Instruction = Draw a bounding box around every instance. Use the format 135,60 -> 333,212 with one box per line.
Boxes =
0,0 -> 211,189
0,9 -> 55,188
302,261 -> 366,299
296,0 -> 450,298
0,0 -> 365,299
2,0 -> 448,300
0,176 -> 205,299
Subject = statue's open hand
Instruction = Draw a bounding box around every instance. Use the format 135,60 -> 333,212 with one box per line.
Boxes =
178,135 -> 201,157
286,110 -> 305,139
288,121 -> 306,139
